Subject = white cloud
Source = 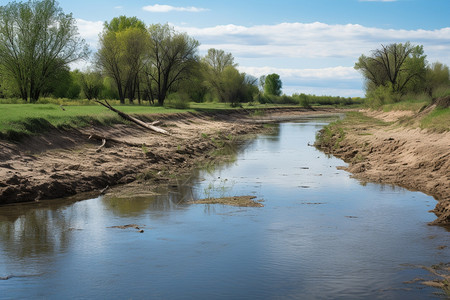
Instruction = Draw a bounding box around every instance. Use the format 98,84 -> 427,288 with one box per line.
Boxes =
176,22 -> 450,62
75,19 -> 103,49
238,66 -> 359,80
143,4 -> 208,13
74,19 -> 450,96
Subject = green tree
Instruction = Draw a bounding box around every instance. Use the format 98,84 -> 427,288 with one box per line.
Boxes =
80,70 -> 103,100
264,73 -> 282,96
145,24 -> 199,106
425,61 -> 450,97
96,16 -> 148,104
0,0 -> 88,102
203,48 -> 237,74
354,42 -> 427,96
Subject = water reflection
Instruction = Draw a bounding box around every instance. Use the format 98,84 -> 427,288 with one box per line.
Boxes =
0,117 -> 448,299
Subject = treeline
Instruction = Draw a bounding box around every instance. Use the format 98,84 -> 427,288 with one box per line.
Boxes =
355,42 -> 450,108
0,0 -> 363,108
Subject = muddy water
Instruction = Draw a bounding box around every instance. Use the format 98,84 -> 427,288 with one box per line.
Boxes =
0,118 -> 449,299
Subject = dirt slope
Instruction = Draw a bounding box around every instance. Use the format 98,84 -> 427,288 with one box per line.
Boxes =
317,109 -> 450,226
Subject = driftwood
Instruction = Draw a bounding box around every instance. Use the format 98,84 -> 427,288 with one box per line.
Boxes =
88,134 -> 147,148
94,100 -> 170,135
95,139 -> 106,152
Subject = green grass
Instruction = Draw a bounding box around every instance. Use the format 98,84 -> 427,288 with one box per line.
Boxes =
0,103 -> 197,141
420,107 -> 450,131
382,100 -> 429,112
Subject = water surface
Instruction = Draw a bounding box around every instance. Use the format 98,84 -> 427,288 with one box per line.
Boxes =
0,118 -> 448,299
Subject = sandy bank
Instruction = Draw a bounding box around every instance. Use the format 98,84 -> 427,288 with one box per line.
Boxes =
316,109 -> 450,226
0,107 -> 338,204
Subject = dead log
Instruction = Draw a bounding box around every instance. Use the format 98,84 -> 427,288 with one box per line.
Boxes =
94,100 -> 170,135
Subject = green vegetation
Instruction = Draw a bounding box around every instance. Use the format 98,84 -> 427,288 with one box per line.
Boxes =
355,42 -> 450,109
420,107 -> 450,131
0,0 -> 88,102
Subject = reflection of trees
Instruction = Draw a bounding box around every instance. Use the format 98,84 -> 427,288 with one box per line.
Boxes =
0,201 -> 75,260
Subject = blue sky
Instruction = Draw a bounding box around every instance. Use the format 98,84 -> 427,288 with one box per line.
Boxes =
2,0 -> 449,97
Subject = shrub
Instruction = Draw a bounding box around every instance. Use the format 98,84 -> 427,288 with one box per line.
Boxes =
163,93 -> 191,109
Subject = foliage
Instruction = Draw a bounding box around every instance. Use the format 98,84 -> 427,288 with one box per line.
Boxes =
80,70 -> 103,100
425,62 -> 450,97
0,0 -> 89,102
96,16 -> 148,104
355,42 -> 426,96
163,93 -> 191,109
145,23 -> 200,106
264,73 -> 282,96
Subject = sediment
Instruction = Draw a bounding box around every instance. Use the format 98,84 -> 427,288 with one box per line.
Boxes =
0,107 -> 337,205
315,109 -> 450,226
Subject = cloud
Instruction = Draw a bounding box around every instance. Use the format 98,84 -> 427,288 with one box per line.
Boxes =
74,19 -> 450,96
175,22 -> 450,62
75,19 -> 103,48
143,4 -> 208,13
238,66 -> 359,80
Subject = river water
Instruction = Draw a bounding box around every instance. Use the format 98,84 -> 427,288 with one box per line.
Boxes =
0,117 -> 449,299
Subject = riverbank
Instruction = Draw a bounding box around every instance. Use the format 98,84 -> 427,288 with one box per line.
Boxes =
0,107 -> 338,205
315,108 -> 450,226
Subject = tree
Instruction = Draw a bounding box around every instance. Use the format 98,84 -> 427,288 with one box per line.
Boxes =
264,73 -> 282,96
96,16 -> 148,104
80,70 -> 103,100
425,61 -> 450,97
0,0 -> 89,102
354,42 -> 427,95
203,48 -> 237,74
145,24 -> 199,106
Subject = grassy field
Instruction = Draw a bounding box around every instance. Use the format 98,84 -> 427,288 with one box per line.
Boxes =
0,101 -> 301,141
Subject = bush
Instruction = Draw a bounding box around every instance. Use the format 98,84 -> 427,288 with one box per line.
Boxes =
365,85 -> 400,109
163,93 -> 191,109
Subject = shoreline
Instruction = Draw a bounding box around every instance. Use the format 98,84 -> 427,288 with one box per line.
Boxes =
315,110 -> 450,226
0,107 -> 338,205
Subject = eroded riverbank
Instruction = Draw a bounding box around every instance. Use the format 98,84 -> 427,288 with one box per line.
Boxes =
0,107 -> 338,204
315,109 -> 450,226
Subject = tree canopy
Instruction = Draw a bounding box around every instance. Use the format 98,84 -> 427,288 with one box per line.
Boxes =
264,73 -> 282,96
354,42 -> 426,95
0,0 -> 89,102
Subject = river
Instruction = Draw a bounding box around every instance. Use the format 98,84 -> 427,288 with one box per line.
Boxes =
0,117 -> 448,299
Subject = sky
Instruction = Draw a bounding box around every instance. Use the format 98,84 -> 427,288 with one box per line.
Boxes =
2,0 -> 449,97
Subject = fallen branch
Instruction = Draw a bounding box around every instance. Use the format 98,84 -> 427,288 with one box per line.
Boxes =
95,138 -> 106,152
88,134 -> 147,148
94,99 -> 170,135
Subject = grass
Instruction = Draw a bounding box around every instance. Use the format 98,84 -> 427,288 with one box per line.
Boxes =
382,100 -> 429,112
0,103 -> 198,141
315,111 -> 390,150
0,98 -> 319,141
420,107 -> 450,132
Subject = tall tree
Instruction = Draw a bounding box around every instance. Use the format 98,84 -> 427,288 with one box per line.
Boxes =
203,48 -> 237,74
96,16 -> 148,104
354,42 -> 426,95
264,73 -> 282,96
145,24 -> 199,105
0,0 -> 88,102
